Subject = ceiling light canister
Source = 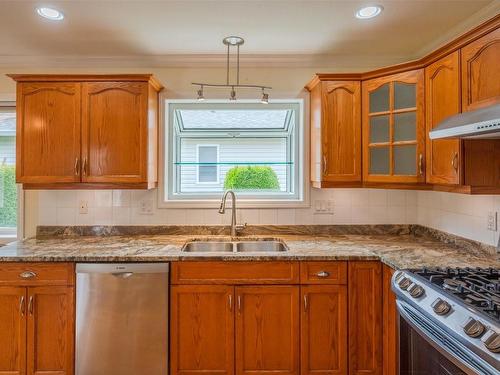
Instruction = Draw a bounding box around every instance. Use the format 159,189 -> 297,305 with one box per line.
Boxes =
355,5 -> 383,19
36,7 -> 65,21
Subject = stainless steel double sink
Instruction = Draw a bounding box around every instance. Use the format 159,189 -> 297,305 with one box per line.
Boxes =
182,239 -> 288,253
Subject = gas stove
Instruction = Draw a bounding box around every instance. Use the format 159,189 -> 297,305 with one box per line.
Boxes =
392,267 -> 500,375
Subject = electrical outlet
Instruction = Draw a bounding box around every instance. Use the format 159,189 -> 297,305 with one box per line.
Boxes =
140,200 -> 154,215
314,200 -> 334,215
487,211 -> 498,231
78,200 -> 88,214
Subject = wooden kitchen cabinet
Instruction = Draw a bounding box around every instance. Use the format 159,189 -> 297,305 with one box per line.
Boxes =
461,27 -> 500,112
15,82 -> 82,184
0,287 -> 26,375
170,285 -> 234,375
348,261 -> 383,375
425,51 -> 462,185
362,70 -> 425,184
235,286 -> 299,375
9,74 -> 163,189
27,286 -> 74,375
0,263 -> 74,375
306,78 -> 362,187
382,265 -> 398,375
301,285 -> 347,375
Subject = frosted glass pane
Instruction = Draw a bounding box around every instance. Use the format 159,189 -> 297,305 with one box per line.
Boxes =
394,112 -> 416,142
369,115 -> 390,143
394,82 -> 416,110
369,83 -> 390,113
394,145 -> 416,175
369,147 -> 389,175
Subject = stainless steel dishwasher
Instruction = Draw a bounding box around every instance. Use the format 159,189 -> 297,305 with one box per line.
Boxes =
76,263 -> 169,375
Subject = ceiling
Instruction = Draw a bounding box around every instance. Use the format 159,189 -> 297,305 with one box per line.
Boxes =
0,0 -> 497,64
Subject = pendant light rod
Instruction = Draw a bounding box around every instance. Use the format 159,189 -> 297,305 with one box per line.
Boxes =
191,35 -> 272,98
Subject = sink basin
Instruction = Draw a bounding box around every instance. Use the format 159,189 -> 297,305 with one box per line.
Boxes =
236,241 -> 288,252
182,241 -> 234,252
181,239 -> 288,253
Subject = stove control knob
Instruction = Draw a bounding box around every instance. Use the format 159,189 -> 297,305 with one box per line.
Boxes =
462,317 -> 486,338
398,277 -> 412,290
481,330 -> 500,353
408,283 -> 425,298
431,298 -> 451,316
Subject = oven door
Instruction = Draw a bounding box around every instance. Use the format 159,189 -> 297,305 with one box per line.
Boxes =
397,300 -> 497,375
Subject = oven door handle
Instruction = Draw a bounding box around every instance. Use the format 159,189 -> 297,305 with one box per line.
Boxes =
396,300 -> 498,375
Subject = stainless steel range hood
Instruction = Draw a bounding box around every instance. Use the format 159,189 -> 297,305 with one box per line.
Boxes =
429,103 -> 500,140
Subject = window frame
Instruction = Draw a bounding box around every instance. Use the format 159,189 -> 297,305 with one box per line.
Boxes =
0,102 -> 21,243
196,144 -> 220,184
159,98 -> 308,209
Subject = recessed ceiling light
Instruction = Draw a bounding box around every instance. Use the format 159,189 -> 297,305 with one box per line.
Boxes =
36,7 -> 64,21
355,5 -> 383,19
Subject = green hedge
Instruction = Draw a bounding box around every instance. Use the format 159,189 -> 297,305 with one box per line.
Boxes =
0,165 -> 16,227
224,166 -> 280,190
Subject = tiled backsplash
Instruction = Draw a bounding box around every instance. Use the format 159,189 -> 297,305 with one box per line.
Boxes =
36,188 -> 500,247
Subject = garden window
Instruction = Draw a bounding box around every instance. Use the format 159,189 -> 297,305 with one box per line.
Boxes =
0,105 -> 17,238
162,100 -> 305,207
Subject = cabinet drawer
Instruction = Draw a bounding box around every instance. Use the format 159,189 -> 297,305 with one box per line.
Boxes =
300,261 -> 347,284
171,261 -> 300,284
0,263 -> 75,286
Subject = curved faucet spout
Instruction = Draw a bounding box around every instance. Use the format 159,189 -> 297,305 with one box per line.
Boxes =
218,190 -> 244,236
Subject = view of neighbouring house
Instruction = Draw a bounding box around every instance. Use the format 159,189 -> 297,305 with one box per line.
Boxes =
0,109 -> 16,229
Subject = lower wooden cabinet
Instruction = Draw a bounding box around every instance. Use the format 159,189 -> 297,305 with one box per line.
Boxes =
236,286 -> 299,375
170,285 -> 234,375
382,265 -> 398,375
348,261 -> 383,375
301,285 -> 348,375
0,264 -> 74,375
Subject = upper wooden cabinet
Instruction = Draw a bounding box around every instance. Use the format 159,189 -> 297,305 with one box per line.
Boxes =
362,70 -> 425,184
461,27 -> 500,112
9,74 -> 163,189
425,51 -> 462,185
307,79 -> 361,187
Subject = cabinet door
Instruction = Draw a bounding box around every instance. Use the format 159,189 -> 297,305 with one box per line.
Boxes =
0,287 -> 26,375
235,286 -> 299,375
348,262 -> 382,375
16,83 -> 81,183
382,265 -> 398,375
425,51 -> 462,185
301,285 -> 347,375
81,82 -> 148,183
461,27 -> 500,111
26,287 -> 74,375
321,81 -> 361,182
362,70 -> 425,183
170,285 -> 234,375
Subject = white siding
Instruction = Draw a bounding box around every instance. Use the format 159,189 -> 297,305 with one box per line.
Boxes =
179,138 -> 288,193
0,136 -> 15,165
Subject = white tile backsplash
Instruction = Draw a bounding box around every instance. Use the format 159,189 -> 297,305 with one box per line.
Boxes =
36,187 -> 500,246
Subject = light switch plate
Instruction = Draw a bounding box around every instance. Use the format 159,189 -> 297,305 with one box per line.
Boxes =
487,211 -> 498,231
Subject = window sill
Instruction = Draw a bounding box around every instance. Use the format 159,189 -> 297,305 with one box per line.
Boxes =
0,236 -> 17,246
158,198 -> 310,209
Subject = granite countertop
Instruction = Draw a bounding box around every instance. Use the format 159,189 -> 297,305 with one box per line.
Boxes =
0,225 -> 498,270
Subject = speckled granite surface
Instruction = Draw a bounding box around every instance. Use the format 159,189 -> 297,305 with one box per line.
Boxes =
0,225 -> 497,270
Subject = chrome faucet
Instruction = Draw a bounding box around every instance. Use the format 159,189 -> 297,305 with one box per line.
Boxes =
219,190 -> 246,236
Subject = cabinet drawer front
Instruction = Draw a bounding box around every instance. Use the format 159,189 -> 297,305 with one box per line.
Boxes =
300,261 -> 347,284
0,263 -> 75,286
171,261 -> 299,284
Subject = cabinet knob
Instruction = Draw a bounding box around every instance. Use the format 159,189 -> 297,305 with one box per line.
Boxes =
19,271 -> 36,279
19,296 -> 25,316
74,157 -> 80,176
418,154 -> 424,176
82,158 -> 88,176
316,271 -> 330,278
451,152 -> 459,173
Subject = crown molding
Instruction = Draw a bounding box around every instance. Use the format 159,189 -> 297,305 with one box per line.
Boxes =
0,53 -> 405,70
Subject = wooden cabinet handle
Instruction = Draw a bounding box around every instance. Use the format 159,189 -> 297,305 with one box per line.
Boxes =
303,294 -> 308,312
74,157 -> 80,176
452,153 -> 459,173
82,158 -> 88,176
237,295 -> 242,313
19,296 -> 25,316
323,155 -> 327,176
228,294 -> 233,311
316,271 -> 330,278
19,271 -> 36,279
28,296 -> 34,315
418,154 -> 424,176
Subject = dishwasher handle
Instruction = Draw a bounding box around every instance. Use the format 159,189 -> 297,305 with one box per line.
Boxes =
111,272 -> 134,278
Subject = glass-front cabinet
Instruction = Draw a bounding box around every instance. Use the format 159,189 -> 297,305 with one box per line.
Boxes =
362,70 -> 425,183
